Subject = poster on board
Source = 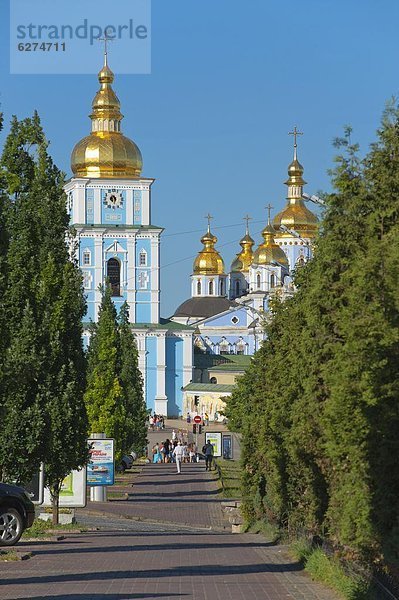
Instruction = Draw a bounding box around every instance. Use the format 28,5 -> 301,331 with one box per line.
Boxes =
87,438 -> 115,486
43,467 -> 87,508
205,432 -> 222,457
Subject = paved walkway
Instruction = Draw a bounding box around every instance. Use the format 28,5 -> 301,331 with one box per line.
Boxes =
0,462 -> 340,600
81,463 -> 225,530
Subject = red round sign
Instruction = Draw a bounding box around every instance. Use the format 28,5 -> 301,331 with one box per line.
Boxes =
193,415 -> 202,424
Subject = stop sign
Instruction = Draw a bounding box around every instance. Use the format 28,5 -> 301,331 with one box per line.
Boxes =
193,415 -> 202,424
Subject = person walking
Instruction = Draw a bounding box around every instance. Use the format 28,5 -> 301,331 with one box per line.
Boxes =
173,441 -> 184,474
203,440 -> 214,471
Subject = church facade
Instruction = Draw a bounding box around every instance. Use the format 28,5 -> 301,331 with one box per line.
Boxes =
66,55 -> 319,418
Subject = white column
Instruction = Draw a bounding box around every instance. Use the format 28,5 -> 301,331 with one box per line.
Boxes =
94,187 -> 101,223
155,333 -> 168,416
127,236 -> 136,323
142,189 -> 150,226
75,182 -> 86,224
150,235 -> 160,324
126,189 -> 133,225
94,235 -> 103,322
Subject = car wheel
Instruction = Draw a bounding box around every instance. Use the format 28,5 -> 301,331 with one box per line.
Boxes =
0,508 -> 24,546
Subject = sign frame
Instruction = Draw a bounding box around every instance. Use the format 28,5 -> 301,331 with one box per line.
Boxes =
205,432 -> 222,457
43,467 -> 87,508
87,438 -> 115,487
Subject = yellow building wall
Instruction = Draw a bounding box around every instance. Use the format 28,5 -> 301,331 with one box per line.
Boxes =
183,392 -> 231,421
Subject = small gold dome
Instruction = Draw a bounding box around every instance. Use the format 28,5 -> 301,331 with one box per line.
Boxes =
193,227 -> 225,275
231,229 -> 254,273
273,143 -> 318,237
71,57 -> 142,179
253,222 -> 289,267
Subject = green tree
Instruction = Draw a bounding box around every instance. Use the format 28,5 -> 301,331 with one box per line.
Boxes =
0,114 -> 88,524
84,286 -> 126,463
118,302 -> 147,456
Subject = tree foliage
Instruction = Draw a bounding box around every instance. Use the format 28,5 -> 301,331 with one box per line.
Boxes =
0,114 -> 88,524
84,290 -> 146,463
226,104 -> 399,560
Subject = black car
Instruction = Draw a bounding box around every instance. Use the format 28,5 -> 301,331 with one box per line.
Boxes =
0,482 -> 35,546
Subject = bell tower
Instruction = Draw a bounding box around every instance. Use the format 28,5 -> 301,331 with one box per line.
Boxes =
65,50 -> 162,324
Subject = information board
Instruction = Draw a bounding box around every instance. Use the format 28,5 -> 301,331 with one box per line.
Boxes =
87,438 -> 115,486
205,432 -> 222,457
43,467 -> 87,508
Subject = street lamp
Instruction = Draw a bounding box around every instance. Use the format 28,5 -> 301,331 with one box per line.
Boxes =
302,192 -> 325,206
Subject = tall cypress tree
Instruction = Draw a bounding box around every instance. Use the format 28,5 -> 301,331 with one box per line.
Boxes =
118,302 -> 147,456
84,286 -> 126,463
0,114 -> 88,525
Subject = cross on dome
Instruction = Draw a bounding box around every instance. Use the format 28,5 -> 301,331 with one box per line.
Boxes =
265,203 -> 274,224
205,213 -> 213,232
98,32 -> 114,66
289,126 -> 303,160
243,214 -> 252,234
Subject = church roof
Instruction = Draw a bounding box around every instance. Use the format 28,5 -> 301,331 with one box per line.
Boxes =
183,383 -> 235,393
173,297 -> 235,319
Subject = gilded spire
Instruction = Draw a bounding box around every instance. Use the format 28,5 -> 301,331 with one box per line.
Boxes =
193,216 -> 225,275
273,128 -> 318,237
231,215 -> 254,273
70,52 -> 142,178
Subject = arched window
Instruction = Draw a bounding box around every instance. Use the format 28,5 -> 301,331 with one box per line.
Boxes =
107,258 -> 120,296
256,273 -> 261,289
270,274 -> 276,288
235,280 -> 240,297
209,280 -> 214,295
197,280 -> 201,295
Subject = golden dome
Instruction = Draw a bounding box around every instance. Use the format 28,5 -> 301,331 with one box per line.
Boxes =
71,55 -> 142,178
231,225 -> 254,273
273,139 -> 318,238
193,226 -> 225,275
253,221 -> 289,267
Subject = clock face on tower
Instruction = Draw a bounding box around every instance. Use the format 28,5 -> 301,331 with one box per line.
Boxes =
104,190 -> 123,209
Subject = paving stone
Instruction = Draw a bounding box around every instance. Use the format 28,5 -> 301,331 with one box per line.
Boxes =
0,461 -> 340,599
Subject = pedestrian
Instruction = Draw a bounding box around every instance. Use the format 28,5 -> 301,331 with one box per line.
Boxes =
203,440 -> 214,471
173,441 -> 184,474
172,429 -> 176,441
189,443 -> 196,463
204,412 -> 209,426
149,415 -> 154,431
163,438 -> 171,463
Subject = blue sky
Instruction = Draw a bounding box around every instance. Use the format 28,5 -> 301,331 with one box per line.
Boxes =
1,0 -> 398,316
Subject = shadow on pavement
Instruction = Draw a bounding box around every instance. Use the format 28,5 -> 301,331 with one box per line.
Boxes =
27,539 -> 276,557
16,595 -> 188,600
0,561 -> 303,587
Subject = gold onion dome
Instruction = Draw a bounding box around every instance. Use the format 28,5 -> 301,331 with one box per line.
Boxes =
231,225 -> 254,273
273,136 -> 318,237
252,219 -> 289,267
71,54 -> 143,178
193,225 -> 225,275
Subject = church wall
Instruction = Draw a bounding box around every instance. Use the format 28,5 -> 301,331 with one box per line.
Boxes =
145,336 -> 157,413
165,335 -> 184,417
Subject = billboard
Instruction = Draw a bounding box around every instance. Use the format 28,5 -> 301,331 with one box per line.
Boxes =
205,432 -> 222,457
87,438 -> 115,486
43,467 -> 87,507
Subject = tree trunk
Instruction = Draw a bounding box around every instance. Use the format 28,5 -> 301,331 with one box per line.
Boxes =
51,489 -> 59,526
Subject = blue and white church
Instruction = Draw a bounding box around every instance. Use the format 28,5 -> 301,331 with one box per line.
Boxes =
66,56 -> 319,418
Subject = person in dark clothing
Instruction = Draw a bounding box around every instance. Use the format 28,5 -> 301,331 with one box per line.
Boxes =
203,441 -> 214,471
